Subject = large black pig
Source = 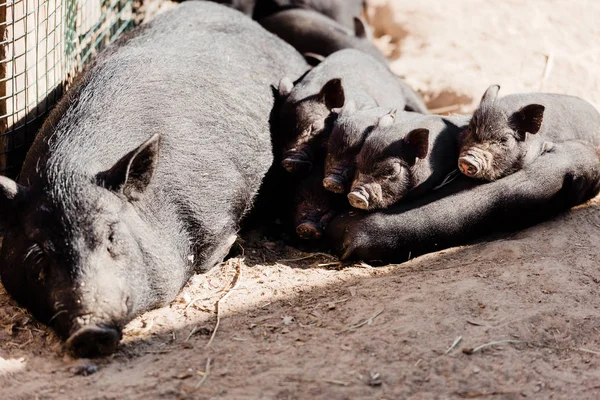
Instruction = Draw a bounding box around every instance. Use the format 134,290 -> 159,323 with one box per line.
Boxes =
328,140 -> 600,262
0,2 -> 309,357
259,8 -> 386,64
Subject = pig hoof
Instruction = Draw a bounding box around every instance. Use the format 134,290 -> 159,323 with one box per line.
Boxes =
322,176 -> 345,194
281,158 -> 312,173
348,192 -> 369,210
66,325 -> 121,358
458,157 -> 479,177
296,222 -> 323,240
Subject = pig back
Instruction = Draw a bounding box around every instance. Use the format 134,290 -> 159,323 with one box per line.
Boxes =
501,93 -> 600,145
20,2 -> 309,269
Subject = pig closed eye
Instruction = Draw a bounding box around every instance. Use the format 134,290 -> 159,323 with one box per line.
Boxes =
378,166 -> 399,178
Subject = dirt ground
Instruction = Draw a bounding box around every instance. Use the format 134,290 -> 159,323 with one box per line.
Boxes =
2,1 -> 600,399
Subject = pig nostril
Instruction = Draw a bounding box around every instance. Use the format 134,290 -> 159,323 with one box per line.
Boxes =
322,176 -> 345,194
296,222 -> 323,240
458,158 -> 478,176
347,191 -> 369,210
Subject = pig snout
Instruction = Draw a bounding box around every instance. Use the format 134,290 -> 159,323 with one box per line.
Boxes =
323,174 -> 346,194
296,221 -> 323,240
65,323 -> 122,358
347,188 -> 370,210
458,155 -> 481,177
282,148 -> 314,173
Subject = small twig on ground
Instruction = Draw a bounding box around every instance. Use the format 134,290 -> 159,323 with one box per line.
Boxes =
317,261 -> 343,268
445,336 -> 463,354
463,339 -> 600,356
279,252 -> 336,263
466,320 -> 484,326
194,358 -> 212,389
338,308 -> 385,333
323,379 -> 350,386
205,259 -> 244,348
455,390 -> 524,398
184,326 -> 197,342
462,339 -> 523,355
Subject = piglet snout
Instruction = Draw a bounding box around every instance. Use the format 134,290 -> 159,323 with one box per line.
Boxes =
323,175 -> 346,194
458,156 -> 480,177
348,190 -> 369,210
296,221 -> 323,240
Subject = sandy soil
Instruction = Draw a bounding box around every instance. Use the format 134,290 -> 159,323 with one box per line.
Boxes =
2,1 -> 600,399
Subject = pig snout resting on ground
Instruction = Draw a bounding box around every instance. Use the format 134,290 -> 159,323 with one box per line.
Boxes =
458,84 -> 600,181
323,104 -> 396,194
258,8 -> 386,64
278,49 -> 427,174
328,140 -> 600,262
347,113 -> 470,210
291,160 -> 346,240
0,2 -> 309,358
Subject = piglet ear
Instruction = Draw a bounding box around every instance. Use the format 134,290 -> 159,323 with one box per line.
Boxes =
377,108 -> 397,128
353,17 -> 373,40
404,128 -> 429,159
480,84 -> 500,106
0,176 -> 26,225
319,78 -> 345,110
278,77 -> 294,98
512,104 -> 545,136
97,134 -> 160,201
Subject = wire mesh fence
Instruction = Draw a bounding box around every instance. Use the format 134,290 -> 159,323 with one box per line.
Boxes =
0,0 -> 134,177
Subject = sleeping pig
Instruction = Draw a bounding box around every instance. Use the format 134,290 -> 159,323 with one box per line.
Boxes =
458,84 -> 600,181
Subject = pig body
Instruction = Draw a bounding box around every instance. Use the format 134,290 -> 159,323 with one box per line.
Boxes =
278,49 -> 427,173
458,85 -> 600,181
348,113 -> 470,210
256,0 -> 364,28
258,8 -> 386,64
328,140 -> 600,262
0,2 -> 309,357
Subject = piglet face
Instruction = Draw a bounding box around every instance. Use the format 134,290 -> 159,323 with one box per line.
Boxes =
347,159 -> 412,210
458,85 -> 545,181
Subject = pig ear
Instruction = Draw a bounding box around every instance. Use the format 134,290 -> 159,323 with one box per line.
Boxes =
319,78 -> 345,110
353,17 -> 373,40
377,109 -> 397,128
512,104 -> 545,136
404,128 -> 429,159
97,134 -> 160,201
480,84 -> 500,106
0,176 -> 26,223
278,77 -> 294,98
303,52 -> 325,67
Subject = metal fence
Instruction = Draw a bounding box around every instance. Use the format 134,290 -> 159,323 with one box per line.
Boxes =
0,0 -> 134,177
